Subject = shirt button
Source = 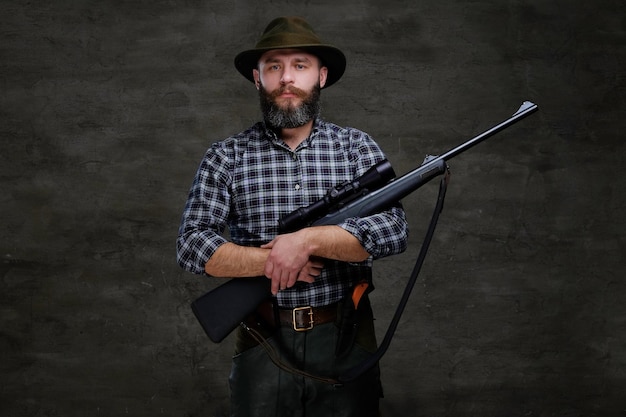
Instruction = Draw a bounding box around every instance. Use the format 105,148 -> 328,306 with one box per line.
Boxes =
295,184 -> 301,190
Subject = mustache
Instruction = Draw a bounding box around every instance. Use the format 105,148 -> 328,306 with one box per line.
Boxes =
267,85 -> 309,100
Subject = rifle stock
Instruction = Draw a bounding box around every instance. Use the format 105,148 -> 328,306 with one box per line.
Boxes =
191,278 -> 271,343
191,101 -> 538,343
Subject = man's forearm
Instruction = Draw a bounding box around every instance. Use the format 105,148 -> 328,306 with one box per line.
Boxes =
205,225 -> 369,283
204,242 -> 270,277
263,225 -> 370,266
298,225 -> 370,262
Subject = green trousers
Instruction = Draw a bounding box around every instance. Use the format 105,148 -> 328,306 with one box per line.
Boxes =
229,303 -> 382,417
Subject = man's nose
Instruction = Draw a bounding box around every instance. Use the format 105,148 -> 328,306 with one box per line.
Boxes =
280,67 -> 294,84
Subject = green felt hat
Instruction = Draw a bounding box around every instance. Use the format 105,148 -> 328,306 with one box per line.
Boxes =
234,16 -> 346,88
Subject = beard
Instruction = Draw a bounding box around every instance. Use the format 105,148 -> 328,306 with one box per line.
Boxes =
259,82 -> 322,129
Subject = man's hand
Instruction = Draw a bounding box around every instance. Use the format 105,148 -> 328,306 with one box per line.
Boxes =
205,226 -> 367,295
261,231 -> 324,295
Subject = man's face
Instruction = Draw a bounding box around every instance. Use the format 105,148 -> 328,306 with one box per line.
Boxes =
253,49 -> 328,129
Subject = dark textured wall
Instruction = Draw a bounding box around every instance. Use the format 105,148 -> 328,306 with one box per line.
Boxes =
1,1 -> 624,416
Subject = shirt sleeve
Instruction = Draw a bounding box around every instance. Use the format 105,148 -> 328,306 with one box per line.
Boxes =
176,146 -> 231,275
337,129 -> 409,259
338,205 -> 408,259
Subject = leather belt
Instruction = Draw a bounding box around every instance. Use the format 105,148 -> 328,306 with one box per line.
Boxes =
255,301 -> 338,332
279,304 -> 338,331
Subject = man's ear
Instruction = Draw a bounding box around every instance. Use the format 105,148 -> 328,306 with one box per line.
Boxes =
319,66 -> 328,88
253,69 -> 261,90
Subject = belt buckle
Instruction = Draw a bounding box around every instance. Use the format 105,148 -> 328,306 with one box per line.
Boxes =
292,306 -> 314,331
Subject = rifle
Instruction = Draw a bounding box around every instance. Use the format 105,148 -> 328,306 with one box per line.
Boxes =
191,101 -> 538,343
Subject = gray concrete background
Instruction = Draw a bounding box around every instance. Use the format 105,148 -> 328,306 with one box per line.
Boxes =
1,0 -> 624,416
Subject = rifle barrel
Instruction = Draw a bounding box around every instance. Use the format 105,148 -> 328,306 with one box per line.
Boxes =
438,101 -> 537,162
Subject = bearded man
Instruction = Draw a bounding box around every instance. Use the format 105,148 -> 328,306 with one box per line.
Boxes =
177,16 -> 408,417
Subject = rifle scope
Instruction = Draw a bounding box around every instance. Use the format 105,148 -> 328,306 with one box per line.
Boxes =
278,159 -> 396,232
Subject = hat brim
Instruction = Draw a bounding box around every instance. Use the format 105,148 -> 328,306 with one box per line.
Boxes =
234,44 -> 346,88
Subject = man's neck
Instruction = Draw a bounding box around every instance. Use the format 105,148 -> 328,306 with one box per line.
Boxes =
279,119 -> 315,150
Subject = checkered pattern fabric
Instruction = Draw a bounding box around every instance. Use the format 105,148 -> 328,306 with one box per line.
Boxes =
177,119 -> 408,307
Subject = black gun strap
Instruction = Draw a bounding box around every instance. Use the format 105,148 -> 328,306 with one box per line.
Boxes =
244,174 -> 449,385
339,172 -> 448,382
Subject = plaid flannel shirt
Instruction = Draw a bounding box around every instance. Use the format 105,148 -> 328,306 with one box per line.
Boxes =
177,118 -> 408,308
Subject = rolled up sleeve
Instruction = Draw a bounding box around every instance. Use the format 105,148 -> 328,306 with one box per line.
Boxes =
176,149 -> 231,275
339,205 -> 408,259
